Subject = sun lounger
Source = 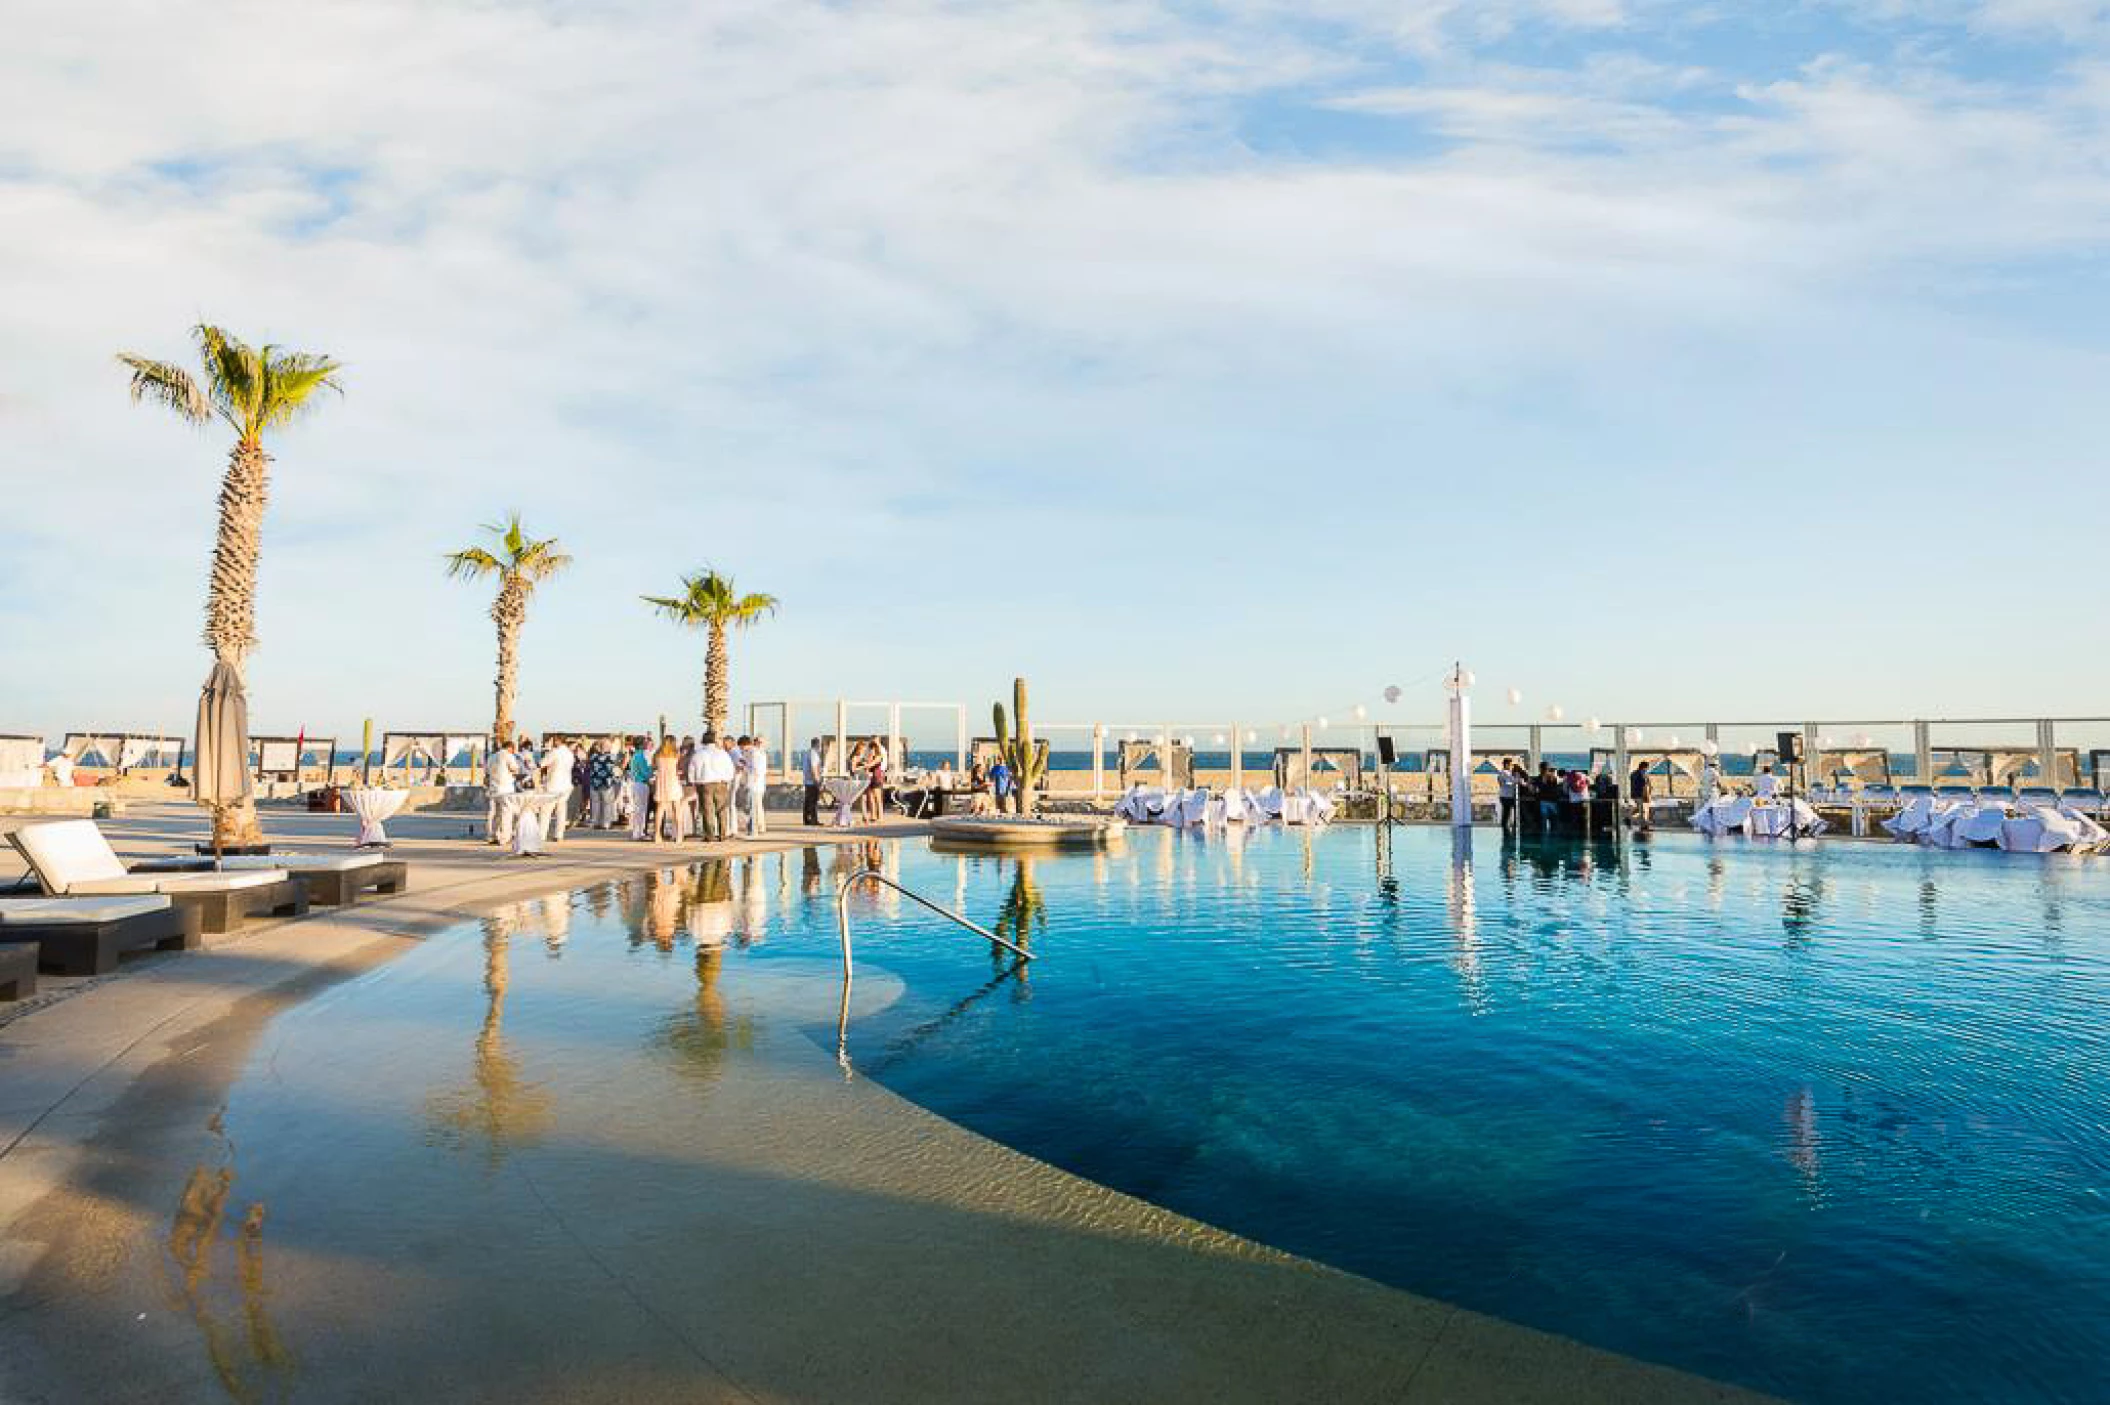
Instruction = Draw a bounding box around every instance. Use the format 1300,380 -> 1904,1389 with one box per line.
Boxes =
0,942 -> 35,999
134,851 -> 407,906
0,895 -> 202,976
7,820 -> 308,934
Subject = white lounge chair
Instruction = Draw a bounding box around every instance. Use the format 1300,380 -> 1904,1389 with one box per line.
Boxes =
7,820 -> 307,933
133,850 -> 406,905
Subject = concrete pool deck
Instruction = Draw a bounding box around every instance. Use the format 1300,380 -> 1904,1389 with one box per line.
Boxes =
0,804 -> 1771,1403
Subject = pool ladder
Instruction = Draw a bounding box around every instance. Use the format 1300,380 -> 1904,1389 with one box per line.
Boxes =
834,867 -> 1035,1074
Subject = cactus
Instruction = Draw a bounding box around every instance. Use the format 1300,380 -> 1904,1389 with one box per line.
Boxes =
991,676 -> 1046,814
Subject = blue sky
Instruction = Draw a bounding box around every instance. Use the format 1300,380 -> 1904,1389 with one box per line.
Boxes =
3,0 -> 2108,745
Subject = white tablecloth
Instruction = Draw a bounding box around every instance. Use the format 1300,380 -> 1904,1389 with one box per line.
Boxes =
345,788 -> 409,847
511,793 -> 564,856
1693,796 -> 1824,838
822,777 -> 869,826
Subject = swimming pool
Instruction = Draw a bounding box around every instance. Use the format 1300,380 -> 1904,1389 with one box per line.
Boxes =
205,828 -> 2105,1402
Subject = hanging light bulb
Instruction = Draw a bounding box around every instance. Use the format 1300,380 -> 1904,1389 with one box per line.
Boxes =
1701,739 -> 1720,758
1666,733 -> 1681,748
1545,704 -> 1565,722
1352,704 -> 1368,721
1626,727 -> 1646,746
1246,729 -> 1260,745
1213,732 -> 1227,746
1182,735 -> 1196,749
1506,687 -> 1523,706
1316,716 -> 1330,730
1585,716 -> 1602,733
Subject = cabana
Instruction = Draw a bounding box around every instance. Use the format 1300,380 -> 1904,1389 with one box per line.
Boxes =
0,735 -> 44,789
1277,748 -> 1365,791
60,732 -> 182,774
251,735 -> 337,782
1812,747 -> 1891,787
1925,746 -> 2079,789
1591,747 -> 1706,798
379,731 -> 486,784
1117,738 -> 1192,790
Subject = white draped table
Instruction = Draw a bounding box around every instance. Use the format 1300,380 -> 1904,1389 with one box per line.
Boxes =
822,777 -> 869,827
1692,796 -> 1825,838
511,793 -> 564,856
345,787 -> 409,847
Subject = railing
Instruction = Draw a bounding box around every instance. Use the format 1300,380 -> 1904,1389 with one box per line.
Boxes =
834,867 -> 1035,1074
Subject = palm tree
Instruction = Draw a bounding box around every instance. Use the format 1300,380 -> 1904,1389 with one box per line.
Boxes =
444,515 -> 572,744
119,325 -> 343,848
641,569 -> 778,736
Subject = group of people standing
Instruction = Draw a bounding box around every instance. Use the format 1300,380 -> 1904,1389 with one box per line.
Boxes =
484,732 -> 770,846
792,737 -> 1014,825
1495,758 -> 1654,833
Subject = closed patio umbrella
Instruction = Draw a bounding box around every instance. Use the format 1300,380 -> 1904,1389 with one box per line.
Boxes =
192,660 -> 254,865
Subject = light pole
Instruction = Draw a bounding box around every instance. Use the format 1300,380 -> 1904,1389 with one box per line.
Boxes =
1446,664 -> 1474,828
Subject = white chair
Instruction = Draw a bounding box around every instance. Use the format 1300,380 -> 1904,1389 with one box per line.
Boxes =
9,820 -> 290,897
6,820 -> 306,934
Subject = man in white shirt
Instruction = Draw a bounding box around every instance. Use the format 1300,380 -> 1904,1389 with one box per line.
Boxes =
1754,765 -> 1781,801
539,735 -> 575,841
741,737 -> 769,835
801,738 -> 824,827
486,738 -> 521,846
694,732 -> 737,840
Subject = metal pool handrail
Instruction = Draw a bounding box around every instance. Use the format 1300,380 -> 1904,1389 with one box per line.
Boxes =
834,867 -> 1035,1075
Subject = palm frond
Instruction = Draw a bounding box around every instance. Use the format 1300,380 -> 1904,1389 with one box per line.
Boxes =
193,324 -> 258,430
116,355 -> 212,425
444,547 -> 503,581
643,570 -> 777,628
641,592 -> 703,626
256,352 -> 344,430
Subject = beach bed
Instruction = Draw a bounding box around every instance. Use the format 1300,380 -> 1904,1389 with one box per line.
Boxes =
7,820 -> 308,934
0,941 -> 36,999
135,852 -> 408,906
0,895 -> 202,976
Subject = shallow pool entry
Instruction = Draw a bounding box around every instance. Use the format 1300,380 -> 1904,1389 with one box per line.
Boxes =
207,830 -> 2107,1403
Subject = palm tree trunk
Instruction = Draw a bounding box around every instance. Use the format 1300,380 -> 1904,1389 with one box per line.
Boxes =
206,437 -> 269,848
492,582 -> 524,743
705,623 -> 728,737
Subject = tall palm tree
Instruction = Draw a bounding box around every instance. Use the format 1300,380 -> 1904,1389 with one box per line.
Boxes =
444,515 -> 572,744
119,325 -> 343,848
641,569 -> 778,736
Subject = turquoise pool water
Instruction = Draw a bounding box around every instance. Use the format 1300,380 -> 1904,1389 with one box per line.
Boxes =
796,827 -> 2110,1404
191,827 -> 2106,1402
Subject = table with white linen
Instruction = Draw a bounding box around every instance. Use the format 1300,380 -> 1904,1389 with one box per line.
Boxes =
1693,796 -> 1824,837
344,787 -> 409,847
511,793 -> 564,856
823,777 -> 869,826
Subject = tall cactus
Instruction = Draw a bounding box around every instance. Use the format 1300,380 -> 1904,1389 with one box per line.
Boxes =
991,675 -> 1045,814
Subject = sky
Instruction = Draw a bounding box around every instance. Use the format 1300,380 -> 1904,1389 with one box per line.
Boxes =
3,0 -> 2109,747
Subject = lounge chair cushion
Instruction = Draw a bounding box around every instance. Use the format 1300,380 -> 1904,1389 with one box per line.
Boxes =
11,819 -> 130,886
0,895 -> 174,924
202,853 -> 383,874
66,870 -> 286,896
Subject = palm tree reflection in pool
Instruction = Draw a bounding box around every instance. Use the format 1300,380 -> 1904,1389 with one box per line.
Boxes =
425,907 -> 554,1171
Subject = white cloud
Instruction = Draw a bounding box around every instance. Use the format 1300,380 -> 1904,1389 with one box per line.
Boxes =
2,0 -> 2109,735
